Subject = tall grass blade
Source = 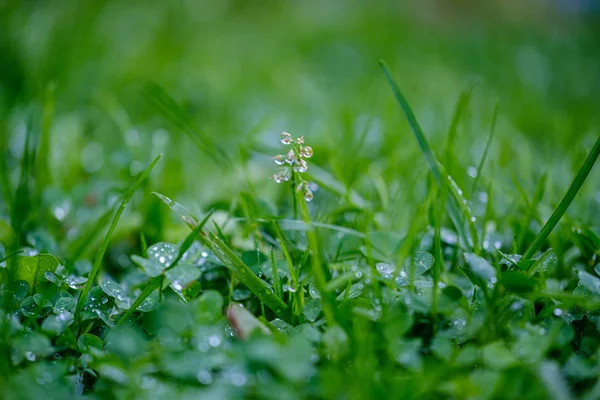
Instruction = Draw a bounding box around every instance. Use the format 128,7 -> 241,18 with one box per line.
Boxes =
75,154 -> 162,322
471,100 -> 498,195
523,135 -> 600,262
379,60 -> 477,252
444,84 -> 474,171
297,187 -> 336,325
153,192 -> 289,319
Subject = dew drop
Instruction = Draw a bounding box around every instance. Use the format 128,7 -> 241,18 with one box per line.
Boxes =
302,146 -> 313,158
208,335 -> 221,347
230,372 -> 247,387
553,308 -> 563,317
281,131 -> 292,145
304,189 -> 314,202
196,370 -> 213,385
272,155 -> 286,165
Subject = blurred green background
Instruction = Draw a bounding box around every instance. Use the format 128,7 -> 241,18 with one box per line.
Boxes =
1,0 -> 599,242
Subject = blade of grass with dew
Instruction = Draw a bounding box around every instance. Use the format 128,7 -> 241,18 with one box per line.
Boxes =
470,101 -> 498,196
379,60 -> 479,253
269,248 -> 282,300
272,221 -> 302,320
296,186 -> 336,326
204,231 -> 288,319
444,84 -> 474,172
523,135 -> 600,265
152,191 -> 200,228
118,212 -> 212,325
153,192 -> 289,319
74,154 -> 162,322
432,187 -> 445,331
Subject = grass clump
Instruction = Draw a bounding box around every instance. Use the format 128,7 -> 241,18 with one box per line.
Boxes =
1,3 -> 600,399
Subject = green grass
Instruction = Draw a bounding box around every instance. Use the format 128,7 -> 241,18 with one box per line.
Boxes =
1,2 -> 600,399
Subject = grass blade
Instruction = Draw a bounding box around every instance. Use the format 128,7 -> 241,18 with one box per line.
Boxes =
154,192 -> 289,319
523,135 -> 600,262
379,60 -> 478,252
75,154 -> 162,322
444,84 -> 474,171
471,100 -> 498,195
297,186 -> 336,325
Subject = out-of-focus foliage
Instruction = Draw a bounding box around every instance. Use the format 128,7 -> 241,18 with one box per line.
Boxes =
1,1 -> 600,399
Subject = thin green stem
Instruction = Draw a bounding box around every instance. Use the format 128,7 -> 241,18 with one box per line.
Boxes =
523,136 -> 600,262
471,101 -> 498,195
75,155 -> 162,322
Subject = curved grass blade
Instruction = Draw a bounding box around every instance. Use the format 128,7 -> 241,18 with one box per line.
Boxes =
152,191 -> 200,228
523,135 -> 600,263
154,192 -> 289,319
471,100 -> 498,195
297,187 -> 335,325
74,154 -> 162,322
444,84 -> 475,170
379,60 -> 478,252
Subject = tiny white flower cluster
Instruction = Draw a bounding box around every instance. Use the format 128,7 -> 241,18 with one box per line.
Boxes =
271,131 -> 314,201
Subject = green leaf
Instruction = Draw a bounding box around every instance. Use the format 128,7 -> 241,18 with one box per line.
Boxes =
77,334 -> 104,353
12,332 -> 54,364
12,254 -> 59,294
52,292 -> 75,314
100,280 -> 132,309
165,263 -> 201,290
464,253 -> 497,283
82,286 -> 115,326
499,271 -> 537,294
131,255 -> 164,277
431,337 -> 455,362
402,251 -> 434,278
303,298 -> 322,323
482,341 -> 519,370
578,271 -> 600,296
41,311 -> 74,335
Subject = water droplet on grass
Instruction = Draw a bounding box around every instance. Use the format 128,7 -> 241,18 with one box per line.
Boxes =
230,372 -> 247,387
553,308 -> 563,316
208,335 -> 221,347
376,262 -> 395,280
304,189 -> 314,202
196,370 -> 213,385
25,351 -> 36,362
